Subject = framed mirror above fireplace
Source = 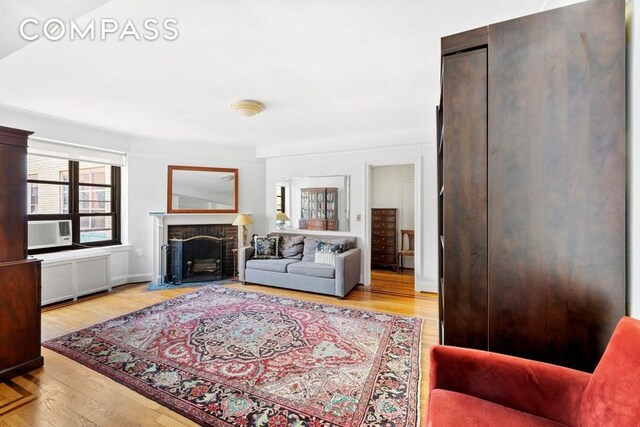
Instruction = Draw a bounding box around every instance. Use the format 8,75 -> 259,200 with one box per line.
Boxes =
167,165 -> 238,214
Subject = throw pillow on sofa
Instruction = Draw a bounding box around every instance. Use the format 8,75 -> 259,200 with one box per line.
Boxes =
280,235 -> 304,259
253,236 -> 281,259
314,241 -> 345,266
302,237 -> 351,262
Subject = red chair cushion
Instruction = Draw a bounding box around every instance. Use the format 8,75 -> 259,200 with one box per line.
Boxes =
427,389 -> 566,427
578,317 -> 640,426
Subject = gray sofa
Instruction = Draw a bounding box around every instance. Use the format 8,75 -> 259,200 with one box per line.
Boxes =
238,233 -> 361,298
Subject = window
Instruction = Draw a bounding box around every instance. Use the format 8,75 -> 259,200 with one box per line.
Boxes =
27,174 -> 39,214
27,155 -> 121,252
276,185 -> 286,213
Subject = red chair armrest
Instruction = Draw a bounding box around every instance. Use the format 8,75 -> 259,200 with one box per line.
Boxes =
429,345 -> 590,426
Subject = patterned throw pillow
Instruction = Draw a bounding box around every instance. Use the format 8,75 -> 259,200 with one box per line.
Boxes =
253,236 -> 281,259
314,241 -> 345,266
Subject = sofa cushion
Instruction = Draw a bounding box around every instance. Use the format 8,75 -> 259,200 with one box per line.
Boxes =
281,235 -> 304,259
246,258 -> 299,273
428,389 -> 564,427
287,261 -> 335,279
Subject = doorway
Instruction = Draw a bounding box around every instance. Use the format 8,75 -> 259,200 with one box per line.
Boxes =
368,164 -> 416,294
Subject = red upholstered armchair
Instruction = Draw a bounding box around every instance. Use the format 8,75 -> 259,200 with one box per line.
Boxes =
427,317 -> 640,426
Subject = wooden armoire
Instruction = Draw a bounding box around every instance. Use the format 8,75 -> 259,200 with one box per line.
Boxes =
437,0 -> 625,372
0,126 -> 43,380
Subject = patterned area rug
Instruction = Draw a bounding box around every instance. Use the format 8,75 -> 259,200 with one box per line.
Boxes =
43,287 -> 422,426
146,278 -> 237,291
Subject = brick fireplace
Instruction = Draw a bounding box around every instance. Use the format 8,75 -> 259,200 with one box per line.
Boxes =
165,224 -> 237,284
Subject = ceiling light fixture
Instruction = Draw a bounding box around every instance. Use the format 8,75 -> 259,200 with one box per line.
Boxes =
231,99 -> 264,117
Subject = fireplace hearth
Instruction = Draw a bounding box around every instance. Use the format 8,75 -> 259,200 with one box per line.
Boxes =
165,224 -> 237,284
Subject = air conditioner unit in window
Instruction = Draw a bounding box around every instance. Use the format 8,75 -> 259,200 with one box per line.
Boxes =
28,220 -> 72,250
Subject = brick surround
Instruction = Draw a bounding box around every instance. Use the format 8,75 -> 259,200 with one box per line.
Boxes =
167,224 -> 237,279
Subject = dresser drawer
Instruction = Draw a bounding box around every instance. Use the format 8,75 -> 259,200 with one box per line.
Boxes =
372,221 -> 396,230
372,236 -> 396,247
372,254 -> 396,264
373,209 -> 397,216
372,215 -> 396,223
372,246 -> 396,255
372,229 -> 396,238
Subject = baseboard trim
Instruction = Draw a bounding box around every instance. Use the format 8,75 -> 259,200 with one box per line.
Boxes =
127,273 -> 153,283
415,280 -> 437,293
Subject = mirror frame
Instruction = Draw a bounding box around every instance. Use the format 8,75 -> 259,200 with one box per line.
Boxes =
167,165 -> 239,214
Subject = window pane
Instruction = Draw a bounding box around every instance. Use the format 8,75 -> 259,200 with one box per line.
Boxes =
27,155 -> 69,182
79,186 -> 112,213
79,162 -> 111,185
80,215 -> 112,243
26,183 -> 69,214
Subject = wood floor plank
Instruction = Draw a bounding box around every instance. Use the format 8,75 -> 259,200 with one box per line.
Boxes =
0,271 -> 437,426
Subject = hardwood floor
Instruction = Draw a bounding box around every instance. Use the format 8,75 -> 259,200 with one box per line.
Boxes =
0,280 -> 439,426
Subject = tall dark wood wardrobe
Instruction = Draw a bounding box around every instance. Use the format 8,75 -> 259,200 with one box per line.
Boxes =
0,126 -> 44,380
437,0 -> 626,372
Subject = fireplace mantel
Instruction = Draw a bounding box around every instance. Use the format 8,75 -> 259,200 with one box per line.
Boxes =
150,212 -> 251,282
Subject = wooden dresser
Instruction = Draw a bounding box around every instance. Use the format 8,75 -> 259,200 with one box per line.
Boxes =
0,126 -> 43,381
371,208 -> 398,271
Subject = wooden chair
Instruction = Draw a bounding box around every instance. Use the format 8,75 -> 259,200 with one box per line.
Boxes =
397,229 -> 414,273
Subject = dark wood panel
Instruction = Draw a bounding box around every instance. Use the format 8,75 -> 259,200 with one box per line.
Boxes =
0,259 -> 43,380
441,26 -> 488,55
487,0 -> 626,371
442,48 -> 488,350
0,129 -> 30,263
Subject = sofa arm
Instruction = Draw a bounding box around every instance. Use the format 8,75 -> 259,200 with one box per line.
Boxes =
335,248 -> 361,297
429,345 -> 590,426
237,246 -> 254,282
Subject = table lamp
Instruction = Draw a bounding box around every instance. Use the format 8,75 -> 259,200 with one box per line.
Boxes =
276,212 -> 289,230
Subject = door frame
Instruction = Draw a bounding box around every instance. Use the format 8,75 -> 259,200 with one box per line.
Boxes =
363,158 -> 422,288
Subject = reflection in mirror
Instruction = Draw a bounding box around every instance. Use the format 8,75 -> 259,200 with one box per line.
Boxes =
276,175 -> 350,232
168,166 -> 238,213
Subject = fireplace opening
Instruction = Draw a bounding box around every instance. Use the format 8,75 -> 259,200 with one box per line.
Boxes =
167,235 -> 235,284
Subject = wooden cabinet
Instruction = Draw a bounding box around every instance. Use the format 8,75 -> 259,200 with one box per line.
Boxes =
0,126 -> 43,381
437,0 -> 625,372
299,187 -> 338,231
371,209 -> 398,271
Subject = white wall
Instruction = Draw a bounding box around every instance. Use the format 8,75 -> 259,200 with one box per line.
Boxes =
127,137 -> 265,280
0,105 -> 266,285
371,164 -> 415,269
263,144 -> 437,291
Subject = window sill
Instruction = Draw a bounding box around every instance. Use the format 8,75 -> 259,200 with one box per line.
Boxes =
32,244 -> 130,264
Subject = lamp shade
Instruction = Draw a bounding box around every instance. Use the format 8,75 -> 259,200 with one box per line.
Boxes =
276,212 -> 289,221
232,214 -> 253,226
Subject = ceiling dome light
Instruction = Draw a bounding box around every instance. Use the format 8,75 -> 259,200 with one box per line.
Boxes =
231,100 -> 264,117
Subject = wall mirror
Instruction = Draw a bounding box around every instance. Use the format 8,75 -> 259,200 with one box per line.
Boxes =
276,175 -> 350,232
168,166 -> 238,213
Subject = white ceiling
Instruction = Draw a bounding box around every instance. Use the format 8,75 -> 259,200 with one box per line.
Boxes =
0,0 -> 581,148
